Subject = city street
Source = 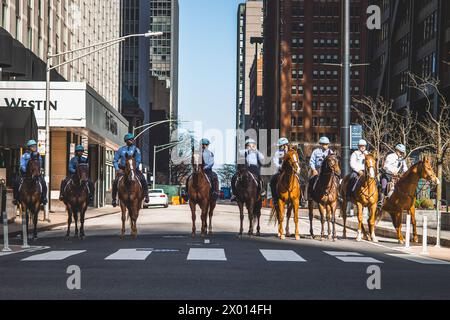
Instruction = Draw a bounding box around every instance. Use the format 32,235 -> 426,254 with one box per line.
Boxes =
1,204 -> 449,300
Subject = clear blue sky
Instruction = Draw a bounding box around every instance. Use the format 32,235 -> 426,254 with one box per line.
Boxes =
178,0 -> 242,164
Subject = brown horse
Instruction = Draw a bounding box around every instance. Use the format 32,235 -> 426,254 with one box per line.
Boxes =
232,160 -> 262,237
270,146 -> 302,240
118,153 -> 144,239
18,156 -> 42,240
307,153 -> 341,240
63,163 -> 89,240
380,156 -> 439,244
340,153 -> 379,242
187,148 -> 216,238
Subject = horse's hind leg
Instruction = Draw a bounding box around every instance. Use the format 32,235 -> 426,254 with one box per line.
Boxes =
277,200 -> 286,240
326,205 -> 332,240
409,205 -> 418,243
66,207 -> 72,240
255,201 -> 262,236
120,206 -> 126,240
80,206 -> 87,240
32,209 -> 38,240
285,204 -> 291,238
73,209 -> 79,239
238,201 -> 244,236
293,199 -> 300,240
318,204 -> 326,240
189,201 -> 196,238
368,202 -> 378,242
308,199 -> 315,239
247,202 -> 254,236
331,202 -> 338,241
341,200 -> 348,239
208,201 -> 215,236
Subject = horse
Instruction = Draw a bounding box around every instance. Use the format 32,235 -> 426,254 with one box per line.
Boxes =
307,153 -> 341,240
187,148 -> 216,238
63,163 -> 90,240
269,146 -> 302,240
18,155 -> 42,240
233,159 -> 262,237
340,153 -> 379,242
117,153 -> 144,239
380,156 -> 439,244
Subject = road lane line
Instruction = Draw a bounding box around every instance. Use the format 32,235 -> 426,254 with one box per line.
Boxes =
187,248 -> 226,261
105,249 -> 153,260
324,251 -> 363,257
386,253 -> 450,265
324,251 -> 383,263
260,249 -> 306,262
22,250 -> 86,261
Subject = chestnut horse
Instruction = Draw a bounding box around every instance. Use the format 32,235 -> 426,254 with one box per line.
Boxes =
63,163 -> 89,240
187,148 -> 216,237
233,159 -> 262,237
380,156 -> 439,244
307,153 -> 341,240
270,146 -> 301,240
118,153 -> 144,239
340,153 -> 379,242
18,156 -> 42,240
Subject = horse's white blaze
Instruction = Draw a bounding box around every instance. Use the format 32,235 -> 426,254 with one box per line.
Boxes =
369,168 -> 375,178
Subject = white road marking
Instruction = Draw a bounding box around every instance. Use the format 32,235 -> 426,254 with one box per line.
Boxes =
387,253 -> 450,265
105,249 -> 152,260
324,251 -> 383,263
22,250 -> 86,261
260,249 -> 306,262
187,248 -> 227,261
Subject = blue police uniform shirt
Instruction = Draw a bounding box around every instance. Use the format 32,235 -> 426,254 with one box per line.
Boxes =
203,149 -> 214,170
239,149 -> 264,167
69,155 -> 88,174
113,145 -> 142,171
309,148 -> 333,171
20,151 -> 42,173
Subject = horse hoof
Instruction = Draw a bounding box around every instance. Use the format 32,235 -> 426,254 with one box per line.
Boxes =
191,233 -> 196,238
256,232 -> 261,237
372,236 -> 378,243
285,233 -> 291,238
398,239 -> 405,245
120,235 -> 125,240
295,235 -> 300,241
280,235 -> 285,240
356,231 -> 363,242
327,234 -> 333,240
208,231 -> 213,236
413,236 -> 419,243
65,235 -> 70,240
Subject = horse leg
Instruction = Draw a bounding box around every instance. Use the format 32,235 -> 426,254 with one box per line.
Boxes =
74,209 -> 79,239
120,205 -> 126,240
409,204 -> 418,243
208,200 -> 215,236
368,202 -> 378,242
326,204 -> 332,240
277,200 -> 286,240
66,206 -> 72,240
318,204 -> 326,240
396,211 -> 405,244
32,208 -> 38,240
331,201 -> 338,241
285,204 -> 291,238
238,201 -> 244,236
248,202 -> 254,236
80,206 -> 86,240
356,203 -> 364,241
308,199 -> 315,239
200,201 -> 208,238
255,200 -> 261,236
293,198 -> 300,240
341,199 -> 348,239
189,201 -> 196,238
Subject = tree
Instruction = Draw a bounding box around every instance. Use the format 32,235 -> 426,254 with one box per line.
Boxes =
216,164 -> 237,188
170,162 -> 191,186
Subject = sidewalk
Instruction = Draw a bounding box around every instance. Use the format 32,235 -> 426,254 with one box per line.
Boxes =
0,203 -> 121,237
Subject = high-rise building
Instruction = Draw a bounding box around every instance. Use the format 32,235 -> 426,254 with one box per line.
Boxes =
366,0 -> 450,116
236,0 -> 264,131
263,0 -> 368,155
120,0 -> 151,168
0,0 -> 127,207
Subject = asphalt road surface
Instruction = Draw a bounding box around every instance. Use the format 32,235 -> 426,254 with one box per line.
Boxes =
1,204 -> 449,300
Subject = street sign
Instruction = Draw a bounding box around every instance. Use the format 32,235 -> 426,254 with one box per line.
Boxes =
350,125 -> 363,150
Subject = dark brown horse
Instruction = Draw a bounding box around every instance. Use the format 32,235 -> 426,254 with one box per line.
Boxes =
270,146 -> 302,240
18,155 -> 42,240
340,153 -> 379,242
62,163 -> 89,240
233,160 -> 262,237
307,153 -> 341,240
118,153 -> 144,239
380,156 -> 439,244
187,148 -> 216,237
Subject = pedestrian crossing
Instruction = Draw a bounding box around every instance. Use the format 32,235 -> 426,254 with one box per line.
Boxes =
1,248 -> 449,265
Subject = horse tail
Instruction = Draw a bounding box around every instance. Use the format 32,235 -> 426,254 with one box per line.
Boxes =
269,204 -> 278,225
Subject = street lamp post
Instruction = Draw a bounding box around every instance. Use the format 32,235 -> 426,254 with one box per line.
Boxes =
43,31 -> 163,220
152,141 -> 184,189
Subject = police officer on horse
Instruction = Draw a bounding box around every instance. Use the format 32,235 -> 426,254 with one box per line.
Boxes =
201,138 -> 220,200
269,137 -> 292,202
59,145 -> 95,203
111,133 -> 149,207
381,144 -> 408,197
309,136 -> 334,181
13,140 -> 48,206
347,139 -> 369,199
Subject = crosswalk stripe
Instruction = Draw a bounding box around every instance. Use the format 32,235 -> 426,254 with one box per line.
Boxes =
105,249 -> 153,260
324,251 -> 383,263
187,248 -> 226,261
22,250 -> 86,261
387,253 -> 450,265
260,249 -> 306,262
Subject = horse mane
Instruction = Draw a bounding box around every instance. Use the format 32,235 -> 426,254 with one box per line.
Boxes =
396,160 -> 421,186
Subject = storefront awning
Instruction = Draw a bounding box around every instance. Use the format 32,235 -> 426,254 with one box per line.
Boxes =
0,108 -> 38,148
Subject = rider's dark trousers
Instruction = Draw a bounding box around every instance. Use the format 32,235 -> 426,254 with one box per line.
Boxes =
347,171 -> 359,199
380,173 -> 392,196
60,175 -> 95,201
204,169 -> 219,198
13,173 -> 48,204
112,168 -> 148,201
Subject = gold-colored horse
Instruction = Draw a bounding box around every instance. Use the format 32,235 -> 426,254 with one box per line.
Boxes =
270,146 -> 301,240
381,156 -> 439,244
340,153 -> 379,242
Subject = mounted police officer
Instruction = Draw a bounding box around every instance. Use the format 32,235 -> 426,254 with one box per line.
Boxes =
381,144 -> 408,197
59,145 -> 95,203
12,140 -> 48,206
269,137 -> 291,202
201,138 -> 220,200
347,139 -> 369,198
309,136 -> 334,188
111,133 -> 149,207
231,138 -> 265,200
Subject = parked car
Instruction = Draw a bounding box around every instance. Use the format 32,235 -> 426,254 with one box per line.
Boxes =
143,189 -> 169,208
